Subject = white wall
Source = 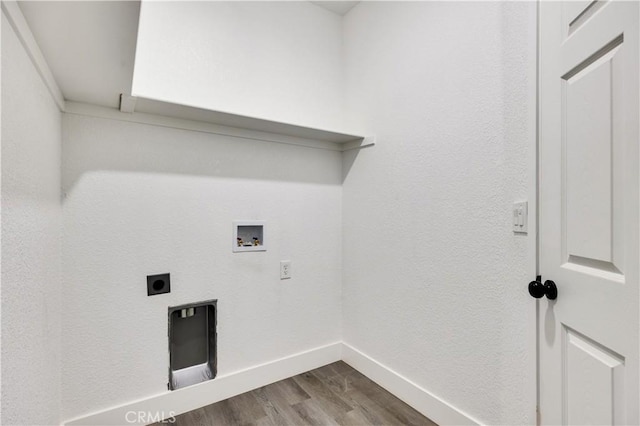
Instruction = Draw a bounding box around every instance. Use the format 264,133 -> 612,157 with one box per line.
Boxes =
1,12 -> 62,426
132,1 -> 344,130
61,113 -> 343,421
3,2 -> 539,423
341,2 -> 536,424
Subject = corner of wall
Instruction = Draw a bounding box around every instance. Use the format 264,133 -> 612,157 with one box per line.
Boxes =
1,1 -> 65,111
2,6 -> 63,425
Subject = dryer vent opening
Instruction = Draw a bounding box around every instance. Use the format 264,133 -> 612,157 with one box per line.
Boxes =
168,300 -> 217,390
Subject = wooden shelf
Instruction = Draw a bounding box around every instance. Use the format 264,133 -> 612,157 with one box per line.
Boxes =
122,95 -> 367,144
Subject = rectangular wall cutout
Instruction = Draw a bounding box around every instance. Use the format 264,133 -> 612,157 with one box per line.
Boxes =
233,220 -> 266,252
168,300 -> 217,390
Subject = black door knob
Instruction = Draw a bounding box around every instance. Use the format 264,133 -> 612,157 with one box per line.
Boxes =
543,280 -> 558,300
528,277 -> 558,300
528,279 -> 545,298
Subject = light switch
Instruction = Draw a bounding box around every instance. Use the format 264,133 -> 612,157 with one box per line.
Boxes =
513,201 -> 528,234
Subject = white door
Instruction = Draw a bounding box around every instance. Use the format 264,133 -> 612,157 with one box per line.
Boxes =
538,1 -> 639,424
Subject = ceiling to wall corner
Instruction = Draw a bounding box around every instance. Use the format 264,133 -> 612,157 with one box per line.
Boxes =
18,1 -> 141,109
309,1 -> 360,15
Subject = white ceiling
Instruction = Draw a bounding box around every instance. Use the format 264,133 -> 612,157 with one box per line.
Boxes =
18,1 -> 140,108
17,1 -> 359,109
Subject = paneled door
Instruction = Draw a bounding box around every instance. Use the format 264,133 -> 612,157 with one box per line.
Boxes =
538,1 -> 639,424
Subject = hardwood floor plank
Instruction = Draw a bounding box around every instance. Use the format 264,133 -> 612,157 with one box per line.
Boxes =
160,361 -> 438,426
290,399 -> 341,426
306,365 -> 405,425
173,402 -> 212,426
292,371 -> 354,420
308,363 -> 344,379
309,362 -> 358,395
202,399 -> 243,425
312,363 -> 434,426
330,361 -> 358,376
271,377 -> 311,405
335,406 -> 379,426
226,391 -> 267,424
252,383 -> 307,425
251,386 -> 295,425
254,415 -> 276,426
345,370 -> 435,426
335,381 -> 407,426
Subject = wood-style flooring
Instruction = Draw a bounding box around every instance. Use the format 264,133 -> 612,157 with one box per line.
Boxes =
164,361 -> 437,426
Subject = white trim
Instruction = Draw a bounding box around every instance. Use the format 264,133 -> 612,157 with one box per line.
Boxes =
62,342 -> 485,426
1,0 -> 65,111
341,343 -> 481,426
63,342 -> 342,426
529,1 -> 540,424
64,101 -> 348,153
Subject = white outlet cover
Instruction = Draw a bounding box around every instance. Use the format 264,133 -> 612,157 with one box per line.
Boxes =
513,201 -> 528,234
280,260 -> 292,280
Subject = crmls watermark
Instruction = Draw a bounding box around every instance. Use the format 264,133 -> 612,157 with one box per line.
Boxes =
125,411 -> 176,424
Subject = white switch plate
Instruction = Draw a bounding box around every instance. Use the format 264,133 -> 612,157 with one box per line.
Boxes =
513,201 -> 528,234
280,261 -> 292,280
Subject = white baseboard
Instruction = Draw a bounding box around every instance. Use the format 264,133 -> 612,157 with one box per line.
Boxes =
64,342 -> 480,426
63,342 -> 342,425
341,343 -> 481,426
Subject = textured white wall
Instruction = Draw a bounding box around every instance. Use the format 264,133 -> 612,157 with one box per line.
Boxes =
342,2 -> 536,424
132,1 -> 344,129
1,13 -> 62,426
61,114 -> 343,421
4,2 -> 538,423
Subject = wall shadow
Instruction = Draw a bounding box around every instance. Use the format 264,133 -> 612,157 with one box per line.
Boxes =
62,114 -> 344,198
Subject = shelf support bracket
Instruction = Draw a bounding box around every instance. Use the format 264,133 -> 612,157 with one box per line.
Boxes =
341,136 -> 376,152
119,94 -> 138,114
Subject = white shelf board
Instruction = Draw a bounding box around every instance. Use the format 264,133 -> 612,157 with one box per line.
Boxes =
127,96 -> 366,144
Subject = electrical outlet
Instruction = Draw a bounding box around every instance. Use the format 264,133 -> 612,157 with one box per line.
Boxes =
147,273 -> 171,296
280,261 -> 292,280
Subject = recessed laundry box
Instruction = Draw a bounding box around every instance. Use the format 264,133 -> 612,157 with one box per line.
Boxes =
233,220 -> 266,252
168,300 -> 217,390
